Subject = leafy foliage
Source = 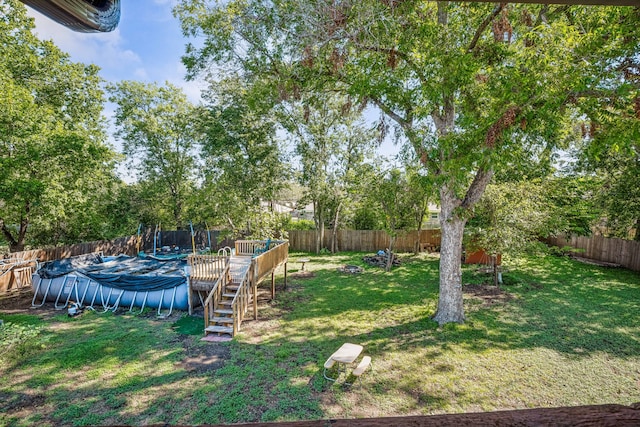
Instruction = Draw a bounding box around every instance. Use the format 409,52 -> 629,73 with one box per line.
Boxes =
0,317 -> 45,359
466,181 -> 550,256
284,95 -> 377,252
174,1 -> 637,323
0,0 -> 115,251
467,177 -> 603,258
195,76 -> 287,236
108,81 -> 200,230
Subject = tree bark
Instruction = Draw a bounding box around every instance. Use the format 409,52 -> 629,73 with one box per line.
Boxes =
433,186 -> 466,324
2,201 -> 30,253
414,199 -> 427,255
1,220 -> 25,253
635,218 -> 640,241
314,200 -> 324,253
386,235 -> 396,272
331,201 -> 341,253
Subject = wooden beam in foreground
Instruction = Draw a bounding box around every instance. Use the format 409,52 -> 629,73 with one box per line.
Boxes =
466,0 -> 640,5
198,403 -> 640,427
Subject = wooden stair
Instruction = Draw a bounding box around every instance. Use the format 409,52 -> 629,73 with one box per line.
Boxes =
204,280 -> 252,341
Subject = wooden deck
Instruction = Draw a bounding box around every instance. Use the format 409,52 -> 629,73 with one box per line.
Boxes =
191,240 -> 288,339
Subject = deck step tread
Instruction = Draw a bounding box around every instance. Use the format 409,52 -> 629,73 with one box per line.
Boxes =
206,325 -> 233,334
222,293 -> 236,298
214,309 -> 233,315
211,317 -> 234,324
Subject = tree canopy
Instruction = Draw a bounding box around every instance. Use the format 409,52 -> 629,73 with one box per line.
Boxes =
0,0 -> 115,251
176,1 -> 639,324
108,81 -> 201,230
195,76 -> 287,237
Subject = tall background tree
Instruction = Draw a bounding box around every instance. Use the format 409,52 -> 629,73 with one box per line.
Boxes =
365,167 -> 424,270
196,76 -> 287,238
175,1 -> 638,324
176,0 -> 636,324
108,81 -> 200,230
281,95 -> 376,253
571,6 -> 640,240
0,0 -> 115,251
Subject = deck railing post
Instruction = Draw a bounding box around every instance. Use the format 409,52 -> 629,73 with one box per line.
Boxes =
251,260 -> 257,320
271,271 -> 275,300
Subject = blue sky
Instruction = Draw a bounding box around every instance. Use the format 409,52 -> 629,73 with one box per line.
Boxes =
26,1 -> 399,163
27,0 -> 203,101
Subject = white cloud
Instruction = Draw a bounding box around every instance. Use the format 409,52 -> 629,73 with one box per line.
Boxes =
134,68 -> 149,79
26,7 -> 142,77
176,79 -> 205,104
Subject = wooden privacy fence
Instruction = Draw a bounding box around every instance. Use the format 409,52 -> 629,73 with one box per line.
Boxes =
0,258 -> 38,294
0,236 -> 140,295
287,229 -> 441,253
546,235 -> 640,272
0,236 -> 139,295
3,235 -> 139,263
0,232 -> 239,296
2,232 -> 237,266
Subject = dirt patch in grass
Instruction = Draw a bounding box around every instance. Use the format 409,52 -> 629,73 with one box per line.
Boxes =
290,271 -> 316,279
0,290 -> 61,321
463,284 -> 514,306
0,390 -> 46,413
177,335 -> 230,373
0,390 -> 51,426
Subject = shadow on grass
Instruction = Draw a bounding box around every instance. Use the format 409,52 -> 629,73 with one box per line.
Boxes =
270,251 -> 640,359
1,251 -> 638,425
0,310 -> 325,426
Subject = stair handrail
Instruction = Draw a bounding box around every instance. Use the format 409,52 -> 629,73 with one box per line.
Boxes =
207,240 -> 287,337
230,260 -> 255,335
203,262 -> 230,329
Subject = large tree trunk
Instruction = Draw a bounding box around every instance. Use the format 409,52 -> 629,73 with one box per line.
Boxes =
314,200 -> 324,253
331,201 -> 341,253
386,234 -> 396,272
414,201 -> 427,255
2,223 -> 26,253
1,203 -> 29,253
433,187 -> 466,325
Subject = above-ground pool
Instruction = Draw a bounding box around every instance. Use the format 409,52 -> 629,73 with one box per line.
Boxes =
31,253 -> 190,314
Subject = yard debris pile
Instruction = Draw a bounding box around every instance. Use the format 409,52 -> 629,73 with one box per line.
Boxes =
337,265 -> 363,274
362,251 -> 401,269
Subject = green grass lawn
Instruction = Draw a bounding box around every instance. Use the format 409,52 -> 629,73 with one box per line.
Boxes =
1,250 -> 639,426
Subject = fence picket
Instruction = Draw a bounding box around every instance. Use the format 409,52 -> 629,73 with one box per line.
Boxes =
286,230 -> 441,253
546,235 -> 640,273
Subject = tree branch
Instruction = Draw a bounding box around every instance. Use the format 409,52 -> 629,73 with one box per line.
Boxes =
535,5 -> 550,25
348,40 -> 429,85
369,96 -> 410,130
461,166 -> 494,211
370,96 -> 432,166
0,219 -> 18,248
468,4 -> 504,52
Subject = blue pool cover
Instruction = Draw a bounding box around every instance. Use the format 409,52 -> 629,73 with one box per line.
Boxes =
37,253 -> 187,291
